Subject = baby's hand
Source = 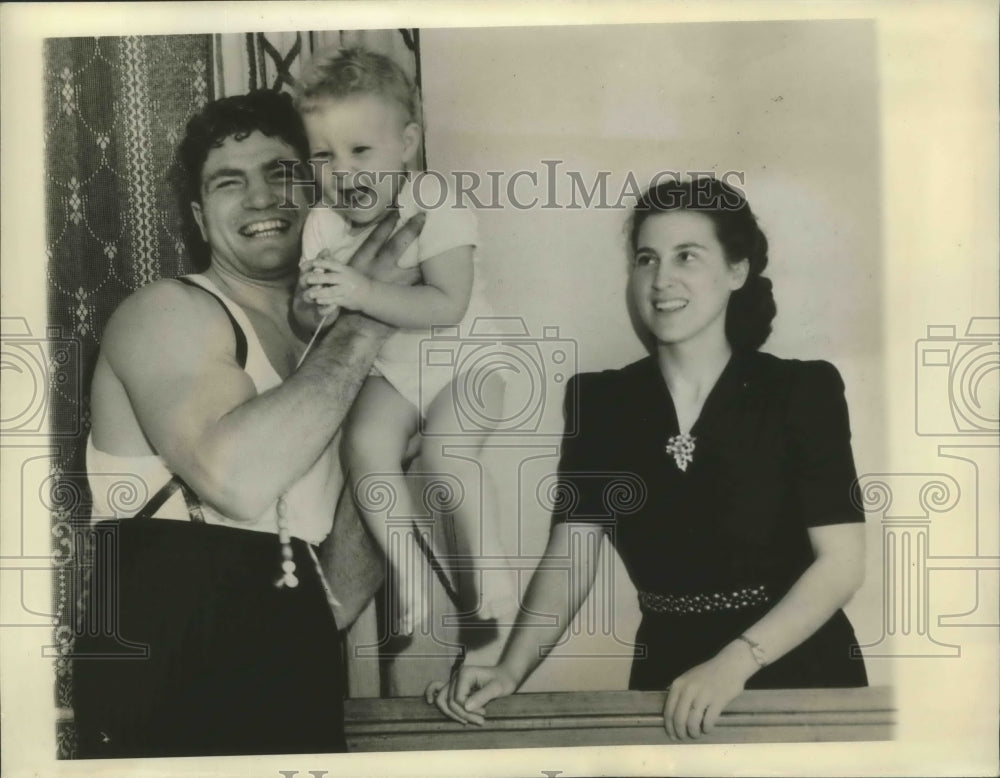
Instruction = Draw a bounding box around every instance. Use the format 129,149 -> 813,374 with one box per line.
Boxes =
293,251 -> 341,326
305,262 -> 373,313
298,250 -> 341,292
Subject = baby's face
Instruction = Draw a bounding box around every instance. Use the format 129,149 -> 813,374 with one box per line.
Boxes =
302,94 -> 419,227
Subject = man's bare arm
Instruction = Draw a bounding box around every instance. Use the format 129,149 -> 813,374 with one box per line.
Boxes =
101,212 -> 423,521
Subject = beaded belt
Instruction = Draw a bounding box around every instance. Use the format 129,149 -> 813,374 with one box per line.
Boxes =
637,585 -> 771,615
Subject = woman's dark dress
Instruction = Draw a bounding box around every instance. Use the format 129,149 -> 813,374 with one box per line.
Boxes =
553,352 -> 868,691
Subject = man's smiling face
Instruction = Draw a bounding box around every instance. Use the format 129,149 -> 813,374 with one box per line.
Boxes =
190,131 -> 306,280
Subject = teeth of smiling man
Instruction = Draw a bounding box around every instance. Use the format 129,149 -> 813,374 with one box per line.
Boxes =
240,219 -> 288,238
655,299 -> 688,312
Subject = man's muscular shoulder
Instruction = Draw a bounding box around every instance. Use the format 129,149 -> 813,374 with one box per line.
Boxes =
101,278 -> 240,380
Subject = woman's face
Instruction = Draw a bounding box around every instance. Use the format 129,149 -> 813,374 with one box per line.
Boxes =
630,210 -> 749,350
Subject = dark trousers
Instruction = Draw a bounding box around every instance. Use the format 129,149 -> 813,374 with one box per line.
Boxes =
72,519 -> 346,758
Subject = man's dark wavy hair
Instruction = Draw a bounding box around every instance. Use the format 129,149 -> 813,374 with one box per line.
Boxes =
628,177 -> 777,353
173,91 -> 310,271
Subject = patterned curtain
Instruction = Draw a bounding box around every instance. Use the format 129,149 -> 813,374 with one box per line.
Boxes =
44,35 -> 215,759
44,29 -> 421,759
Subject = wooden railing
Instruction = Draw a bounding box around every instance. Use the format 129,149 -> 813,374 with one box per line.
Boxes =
345,686 -> 894,751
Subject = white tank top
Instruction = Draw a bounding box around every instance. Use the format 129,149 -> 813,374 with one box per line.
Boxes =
86,274 -> 342,545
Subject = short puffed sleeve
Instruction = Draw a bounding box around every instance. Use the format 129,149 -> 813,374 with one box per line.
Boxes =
414,200 -> 477,264
785,360 -> 865,527
300,207 -> 348,264
550,372 -> 618,528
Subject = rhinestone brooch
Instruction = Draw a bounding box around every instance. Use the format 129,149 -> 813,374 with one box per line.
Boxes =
665,432 -> 696,472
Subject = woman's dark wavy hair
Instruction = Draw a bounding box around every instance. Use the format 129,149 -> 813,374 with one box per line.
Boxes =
628,177 -> 777,353
172,90 -> 310,271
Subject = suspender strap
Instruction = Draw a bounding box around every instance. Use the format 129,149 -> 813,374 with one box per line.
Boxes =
174,276 -> 248,369
413,528 -> 462,611
133,475 -> 205,523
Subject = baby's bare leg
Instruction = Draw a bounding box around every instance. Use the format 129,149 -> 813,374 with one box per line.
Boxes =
343,376 -> 424,634
422,372 -> 517,620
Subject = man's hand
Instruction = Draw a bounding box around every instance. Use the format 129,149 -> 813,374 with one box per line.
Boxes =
348,210 -> 424,286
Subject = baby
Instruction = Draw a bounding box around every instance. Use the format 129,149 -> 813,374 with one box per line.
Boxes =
292,48 -> 515,634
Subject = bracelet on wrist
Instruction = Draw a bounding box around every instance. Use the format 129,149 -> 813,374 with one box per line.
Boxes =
736,633 -> 769,669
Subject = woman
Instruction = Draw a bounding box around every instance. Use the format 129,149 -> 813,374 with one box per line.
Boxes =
426,177 -> 868,740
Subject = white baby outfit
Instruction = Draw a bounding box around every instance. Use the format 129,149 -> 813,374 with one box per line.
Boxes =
301,180 -> 494,415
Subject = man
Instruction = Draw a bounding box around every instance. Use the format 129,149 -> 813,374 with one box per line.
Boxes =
73,90 -> 422,758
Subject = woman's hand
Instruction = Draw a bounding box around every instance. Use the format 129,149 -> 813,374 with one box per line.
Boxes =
424,664 -> 518,726
663,640 -> 757,740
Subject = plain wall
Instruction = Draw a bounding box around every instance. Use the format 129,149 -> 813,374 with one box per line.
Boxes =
419,20 -> 886,688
